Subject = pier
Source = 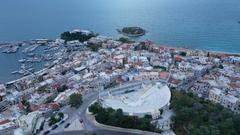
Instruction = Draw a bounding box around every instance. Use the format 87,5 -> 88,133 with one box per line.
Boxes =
1,45 -> 19,53
22,44 -> 39,53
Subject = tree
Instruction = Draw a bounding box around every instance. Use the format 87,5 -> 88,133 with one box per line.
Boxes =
87,44 -> 102,52
207,52 -> 210,57
218,64 -> 224,69
37,86 -> 48,93
21,100 -> 31,112
60,31 -> 95,42
88,103 -> 161,133
180,51 -> 187,57
49,116 -> 58,126
61,70 -> 67,75
58,112 -> 64,119
159,109 -> 163,115
57,85 -> 68,93
118,37 -> 130,43
69,93 -> 83,108
37,75 -> 44,82
21,100 -> 29,106
171,90 -> 240,135
84,133 -> 97,135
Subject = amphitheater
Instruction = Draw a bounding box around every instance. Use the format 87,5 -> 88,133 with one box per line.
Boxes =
100,81 -> 171,118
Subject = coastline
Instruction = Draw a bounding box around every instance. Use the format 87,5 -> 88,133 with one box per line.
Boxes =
1,40 -> 239,55
159,45 -> 240,56
0,35 -> 240,85
6,67 -> 49,85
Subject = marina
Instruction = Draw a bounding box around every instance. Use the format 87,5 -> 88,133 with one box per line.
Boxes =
0,39 -> 63,82
11,63 -> 35,76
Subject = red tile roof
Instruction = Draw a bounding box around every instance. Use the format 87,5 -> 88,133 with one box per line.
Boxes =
175,56 -> 182,61
0,119 -> 10,125
228,83 -> 240,89
159,72 -> 169,80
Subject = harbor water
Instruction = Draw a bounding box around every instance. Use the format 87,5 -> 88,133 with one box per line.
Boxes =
0,0 -> 240,83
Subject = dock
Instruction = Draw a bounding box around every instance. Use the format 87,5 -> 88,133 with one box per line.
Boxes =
22,44 -> 39,53
2,45 -> 19,53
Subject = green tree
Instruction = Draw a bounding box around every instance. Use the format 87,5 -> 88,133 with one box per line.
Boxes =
37,75 -> 44,82
180,51 -> 187,56
87,44 -> 102,52
159,109 -> 163,115
49,116 -> 58,126
207,52 -> 210,57
84,133 -> 97,135
89,103 -> 161,133
218,64 -> 224,69
58,112 -> 64,119
69,93 -> 83,108
118,37 -> 130,43
57,85 -> 68,93
171,90 -> 240,135
61,31 -> 95,42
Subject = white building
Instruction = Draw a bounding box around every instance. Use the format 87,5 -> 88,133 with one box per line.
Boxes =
18,111 -> 42,135
209,88 -> 240,112
0,119 -> 16,135
134,72 -> 161,81
54,89 -> 79,105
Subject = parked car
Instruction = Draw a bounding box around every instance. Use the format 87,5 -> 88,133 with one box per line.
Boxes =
59,120 -> 65,125
52,125 -> 58,130
43,130 -> 50,135
79,118 -> 84,123
64,123 -> 70,128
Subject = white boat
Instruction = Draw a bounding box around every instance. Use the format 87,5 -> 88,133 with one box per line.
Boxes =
18,70 -> 25,74
18,59 -> 26,63
20,64 -> 26,69
11,71 -> 18,74
44,63 -> 50,68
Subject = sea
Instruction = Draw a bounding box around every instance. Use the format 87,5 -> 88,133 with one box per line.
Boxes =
0,0 -> 240,83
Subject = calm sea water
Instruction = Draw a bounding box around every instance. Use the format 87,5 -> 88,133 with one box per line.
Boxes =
0,0 -> 240,83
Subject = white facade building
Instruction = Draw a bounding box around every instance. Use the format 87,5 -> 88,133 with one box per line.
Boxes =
209,88 -> 240,112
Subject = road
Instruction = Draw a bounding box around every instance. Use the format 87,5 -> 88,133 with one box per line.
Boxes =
50,91 -> 141,135
52,130 -> 139,135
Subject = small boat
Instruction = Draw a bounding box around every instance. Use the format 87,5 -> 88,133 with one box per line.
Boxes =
18,70 -> 25,74
27,53 -> 35,57
11,71 -> 18,74
26,57 -> 42,63
20,64 -> 26,69
44,63 -> 50,68
23,72 -> 30,76
26,65 -> 33,69
18,59 -> 26,63
27,68 -> 34,72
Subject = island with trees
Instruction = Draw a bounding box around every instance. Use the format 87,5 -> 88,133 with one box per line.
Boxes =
117,27 -> 146,37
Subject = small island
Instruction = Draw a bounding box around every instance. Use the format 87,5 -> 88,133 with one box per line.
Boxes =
117,27 -> 146,37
